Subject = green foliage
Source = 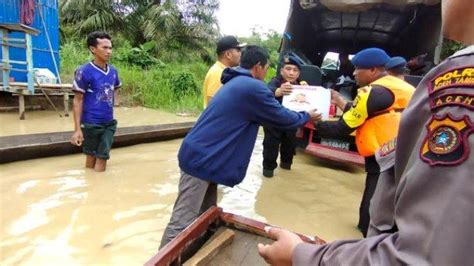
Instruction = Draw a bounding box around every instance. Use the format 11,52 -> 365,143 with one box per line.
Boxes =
60,39 -> 206,114
60,40 -> 91,81
264,67 -> 277,83
122,63 -> 207,114
58,1 -> 289,113
114,41 -> 163,69
239,30 -> 282,68
441,39 -> 466,60
59,0 -> 219,60
168,71 -> 199,97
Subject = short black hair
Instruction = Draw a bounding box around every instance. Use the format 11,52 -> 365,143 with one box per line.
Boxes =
240,45 -> 269,69
86,31 -> 112,48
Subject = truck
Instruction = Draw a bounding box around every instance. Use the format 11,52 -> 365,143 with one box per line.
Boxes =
281,0 -> 442,166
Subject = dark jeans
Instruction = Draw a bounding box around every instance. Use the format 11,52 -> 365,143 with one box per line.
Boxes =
262,126 -> 297,170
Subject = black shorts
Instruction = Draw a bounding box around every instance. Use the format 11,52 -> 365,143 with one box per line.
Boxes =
81,119 -> 117,160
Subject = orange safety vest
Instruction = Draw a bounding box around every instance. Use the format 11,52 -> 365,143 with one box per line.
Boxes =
356,76 -> 415,157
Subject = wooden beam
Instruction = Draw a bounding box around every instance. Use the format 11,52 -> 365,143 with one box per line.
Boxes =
145,207 -> 222,266
18,94 -> 25,120
183,228 -> 235,266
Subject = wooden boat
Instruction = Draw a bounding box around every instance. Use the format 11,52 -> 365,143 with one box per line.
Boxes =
146,207 -> 325,266
0,122 -> 194,163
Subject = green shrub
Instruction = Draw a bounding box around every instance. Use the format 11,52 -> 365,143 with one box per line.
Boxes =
168,71 -> 199,97
60,39 -> 206,114
114,41 -> 163,69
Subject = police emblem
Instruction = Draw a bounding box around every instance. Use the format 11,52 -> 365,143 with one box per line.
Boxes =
428,126 -> 459,154
421,114 -> 473,166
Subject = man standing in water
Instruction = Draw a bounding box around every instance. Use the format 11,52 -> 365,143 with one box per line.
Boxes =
202,35 -> 246,108
160,46 -> 322,248
70,31 -> 121,172
316,47 -> 415,236
262,55 -> 307,178
258,0 -> 474,264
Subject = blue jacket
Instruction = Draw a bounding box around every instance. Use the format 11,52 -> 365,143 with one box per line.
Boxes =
178,67 -> 310,187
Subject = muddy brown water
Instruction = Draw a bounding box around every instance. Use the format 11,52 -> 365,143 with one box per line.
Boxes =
0,108 -> 364,265
0,107 -> 196,137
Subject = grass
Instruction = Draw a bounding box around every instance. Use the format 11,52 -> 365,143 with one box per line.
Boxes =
60,40 -> 278,115
60,41 -> 206,114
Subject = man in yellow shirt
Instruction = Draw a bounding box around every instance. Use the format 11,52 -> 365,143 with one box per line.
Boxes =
203,36 -> 246,108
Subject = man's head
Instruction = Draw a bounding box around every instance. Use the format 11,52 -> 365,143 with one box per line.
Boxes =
385,56 -> 408,78
351,48 -> 390,86
216,35 -> 247,67
280,55 -> 301,83
442,0 -> 474,45
87,31 -> 112,63
240,45 -> 270,80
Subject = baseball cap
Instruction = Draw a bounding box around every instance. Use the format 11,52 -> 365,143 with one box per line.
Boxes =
216,36 -> 247,54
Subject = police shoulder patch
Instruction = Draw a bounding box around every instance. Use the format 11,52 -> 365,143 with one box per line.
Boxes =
420,114 -> 473,166
430,66 -> 474,95
430,93 -> 474,110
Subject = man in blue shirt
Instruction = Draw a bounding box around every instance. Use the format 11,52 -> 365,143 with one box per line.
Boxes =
70,31 -> 121,172
159,46 -> 322,249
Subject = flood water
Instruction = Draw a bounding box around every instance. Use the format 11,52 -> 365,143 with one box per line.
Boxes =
0,107 -> 196,137
0,108 -> 365,265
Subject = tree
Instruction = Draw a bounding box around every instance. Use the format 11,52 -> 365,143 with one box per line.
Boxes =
59,0 -> 219,60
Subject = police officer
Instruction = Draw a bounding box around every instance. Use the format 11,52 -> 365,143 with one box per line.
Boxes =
262,55 -> 307,178
257,0 -> 474,264
385,56 -> 408,80
314,48 -> 416,236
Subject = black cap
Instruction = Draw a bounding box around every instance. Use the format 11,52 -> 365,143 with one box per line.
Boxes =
216,36 -> 247,54
283,54 -> 301,69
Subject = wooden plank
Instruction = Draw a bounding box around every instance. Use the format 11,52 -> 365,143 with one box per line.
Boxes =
206,230 -> 272,266
145,207 -> 222,266
0,105 -> 41,112
0,122 -> 194,163
183,228 -> 235,266
0,82 -> 73,89
220,211 -> 326,245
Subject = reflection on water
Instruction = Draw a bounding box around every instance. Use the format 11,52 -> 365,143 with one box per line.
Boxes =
0,134 -> 365,265
0,107 -> 197,137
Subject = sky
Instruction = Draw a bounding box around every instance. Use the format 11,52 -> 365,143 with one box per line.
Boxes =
215,0 -> 292,37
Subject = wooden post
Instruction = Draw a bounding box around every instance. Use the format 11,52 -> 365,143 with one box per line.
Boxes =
1,29 -> 10,89
19,94 -> 25,120
25,33 -> 34,94
63,89 -> 69,116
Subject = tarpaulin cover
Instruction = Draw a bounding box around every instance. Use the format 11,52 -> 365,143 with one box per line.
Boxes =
300,0 -> 440,11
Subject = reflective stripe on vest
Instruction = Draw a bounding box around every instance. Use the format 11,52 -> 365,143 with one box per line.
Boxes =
356,75 -> 415,157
